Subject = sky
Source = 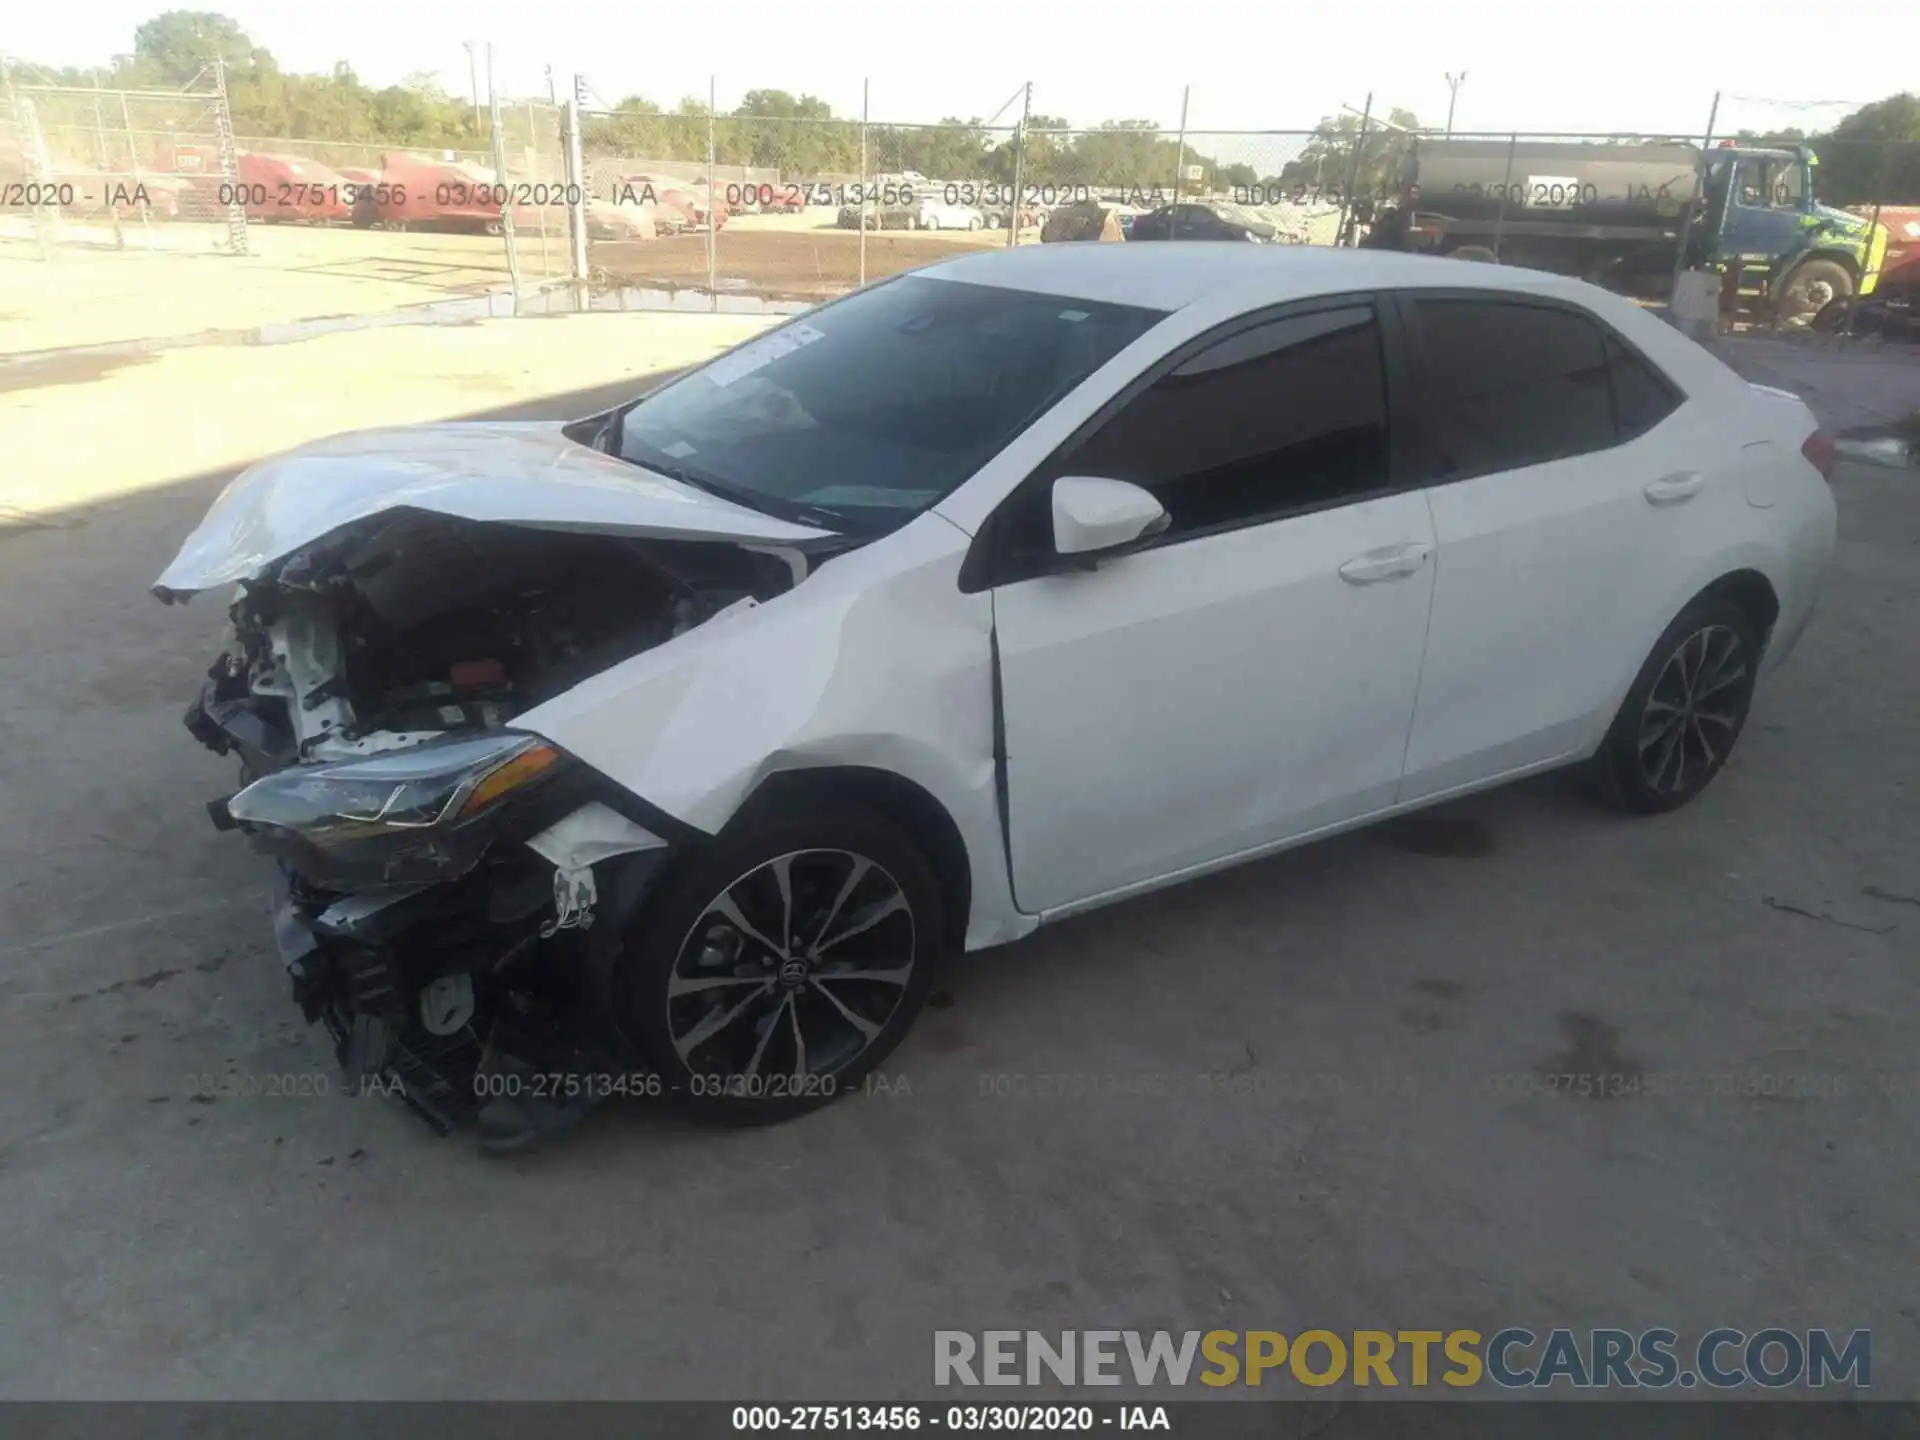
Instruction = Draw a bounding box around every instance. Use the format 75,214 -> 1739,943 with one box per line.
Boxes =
5,0 -> 1910,141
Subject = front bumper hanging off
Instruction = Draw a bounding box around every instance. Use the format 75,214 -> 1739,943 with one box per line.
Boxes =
271,870 -> 487,1133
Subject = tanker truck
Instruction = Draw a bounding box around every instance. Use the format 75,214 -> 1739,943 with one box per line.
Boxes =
1395,138 -> 1889,326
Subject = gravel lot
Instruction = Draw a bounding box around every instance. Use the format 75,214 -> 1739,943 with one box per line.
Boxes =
0,336 -> 1913,1402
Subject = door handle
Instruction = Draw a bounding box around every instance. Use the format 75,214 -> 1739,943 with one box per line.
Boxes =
1644,471 -> 1704,505
1339,542 -> 1432,585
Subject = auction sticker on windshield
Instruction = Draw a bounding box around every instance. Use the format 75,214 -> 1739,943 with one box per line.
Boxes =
703,324 -> 827,388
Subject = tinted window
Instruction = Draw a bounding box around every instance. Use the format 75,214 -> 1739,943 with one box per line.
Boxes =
617,276 -> 1165,534
1606,336 -> 1681,440
1411,299 -> 1615,478
1055,305 -> 1389,540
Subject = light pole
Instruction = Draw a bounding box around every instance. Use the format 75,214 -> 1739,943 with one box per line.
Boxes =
1444,71 -> 1467,136
463,42 -> 481,132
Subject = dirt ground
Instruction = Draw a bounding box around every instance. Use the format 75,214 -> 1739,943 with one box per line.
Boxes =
591,225 -> 1007,299
0,221 -> 576,355
0,311 -> 774,520
0,314 -> 1913,1404
0,217 -> 1020,351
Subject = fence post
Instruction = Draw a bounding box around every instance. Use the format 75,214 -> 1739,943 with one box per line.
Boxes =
1667,90 -> 1721,315
1861,143 -> 1893,299
116,90 -> 157,240
211,58 -> 250,256
1007,81 -> 1031,248
1172,85 -> 1189,203
1492,132 -> 1517,261
706,74 -> 718,311
563,90 -> 589,294
487,82 -> 522,299
859,79 -> 869,286
527,100 -> 550,280
1338,92 -> 1372,247
89,75 -> 125,249
6,84 -> 56,263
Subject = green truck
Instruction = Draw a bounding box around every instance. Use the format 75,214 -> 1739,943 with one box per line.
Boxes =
1398,138 -> 1890,325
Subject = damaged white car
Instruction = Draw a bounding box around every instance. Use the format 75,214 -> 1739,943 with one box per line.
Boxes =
158,245 -> 1836,1150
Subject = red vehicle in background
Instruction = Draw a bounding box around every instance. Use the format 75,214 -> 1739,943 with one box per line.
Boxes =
233,152 -> 355,223
359,152 -> 546,234
612,173 -> 729,233
1816,204 -> 1920,335
337,166 -> 382,227
1860,205 -> 1920,300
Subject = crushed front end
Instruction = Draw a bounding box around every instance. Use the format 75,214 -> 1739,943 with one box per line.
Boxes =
170,509 -> 803,1149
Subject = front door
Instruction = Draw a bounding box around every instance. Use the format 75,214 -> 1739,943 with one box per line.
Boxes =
984,300 -> 1438,914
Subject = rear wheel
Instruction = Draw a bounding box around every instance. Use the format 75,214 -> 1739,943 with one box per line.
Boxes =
620,806 -> 942,1125
1589,598 -> 1762,814
1776,259 -> 1852,328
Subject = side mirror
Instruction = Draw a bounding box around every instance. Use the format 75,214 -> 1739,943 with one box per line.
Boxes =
1051,476 -> 1169,559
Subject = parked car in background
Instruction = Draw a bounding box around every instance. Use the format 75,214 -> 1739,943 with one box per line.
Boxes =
983,202 -> 1043,231
838,202 -> 916,231
155,245 -> 1835,1147
615,174 -> 729,232
911,196 -> 984,231
1128,200 -> 1278,243
233,152 -> 355,224
338,165 -> 382,227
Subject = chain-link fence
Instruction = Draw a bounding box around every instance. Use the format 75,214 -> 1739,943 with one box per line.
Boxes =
7,66 -> 1917,341
0,74 -> 246,259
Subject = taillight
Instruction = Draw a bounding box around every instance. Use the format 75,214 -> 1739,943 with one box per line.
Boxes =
1801,427 -> 1836,481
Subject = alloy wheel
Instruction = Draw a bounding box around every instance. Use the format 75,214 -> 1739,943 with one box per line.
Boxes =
665,849 -> 917,1084
1636,624 -> 1750,794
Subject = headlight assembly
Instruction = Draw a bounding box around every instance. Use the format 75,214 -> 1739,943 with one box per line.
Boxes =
227,732 -> 565,889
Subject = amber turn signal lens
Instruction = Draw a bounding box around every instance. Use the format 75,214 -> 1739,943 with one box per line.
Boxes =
458,742 -> 562,817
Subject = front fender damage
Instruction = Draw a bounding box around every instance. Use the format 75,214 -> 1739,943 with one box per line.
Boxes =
512,511 -> 1029,950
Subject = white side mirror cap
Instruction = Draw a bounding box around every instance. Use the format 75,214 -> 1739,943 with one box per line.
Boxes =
1051,476 -> 1169,557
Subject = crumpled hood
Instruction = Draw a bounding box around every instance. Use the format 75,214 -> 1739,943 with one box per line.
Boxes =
153,420 -> 831,597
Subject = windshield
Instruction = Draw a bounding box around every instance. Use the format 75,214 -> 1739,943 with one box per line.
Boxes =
614,275 -> 1167,533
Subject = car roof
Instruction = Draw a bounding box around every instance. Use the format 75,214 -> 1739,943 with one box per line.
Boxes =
917,242 -> 1603,314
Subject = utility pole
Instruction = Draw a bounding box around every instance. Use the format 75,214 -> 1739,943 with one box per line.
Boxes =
1007,80 -> 1031,248
463,42 -> 480,133
1173,85 -> 1190,203
1444,72 -> 1466,136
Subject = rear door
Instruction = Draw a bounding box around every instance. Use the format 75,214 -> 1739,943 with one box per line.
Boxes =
1393,290 -> 1738,801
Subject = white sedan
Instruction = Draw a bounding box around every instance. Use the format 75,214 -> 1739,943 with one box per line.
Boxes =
156,245 -> 1836,1146
912,196 -> 985,230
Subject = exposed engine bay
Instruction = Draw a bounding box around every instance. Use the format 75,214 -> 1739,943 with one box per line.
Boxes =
184,511 -> 801,777
173,509 -> 815,1150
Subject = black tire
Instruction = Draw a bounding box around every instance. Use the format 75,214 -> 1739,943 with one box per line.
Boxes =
1589,598 -> 1763,814
1775,259 -> 1852,328
1810,295 -> 1856,334
619,804 -> 943,1126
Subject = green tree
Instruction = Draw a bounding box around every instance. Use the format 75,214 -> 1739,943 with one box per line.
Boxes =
133,10 -> 258,84
1284,107 -> 1420,196
1813,93 -> 1920,203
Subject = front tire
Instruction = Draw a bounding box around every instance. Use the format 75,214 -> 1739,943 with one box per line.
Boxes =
620,806 -> 942,1125
1775,259 -> 1852,328
1589,598 -> 1762,814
